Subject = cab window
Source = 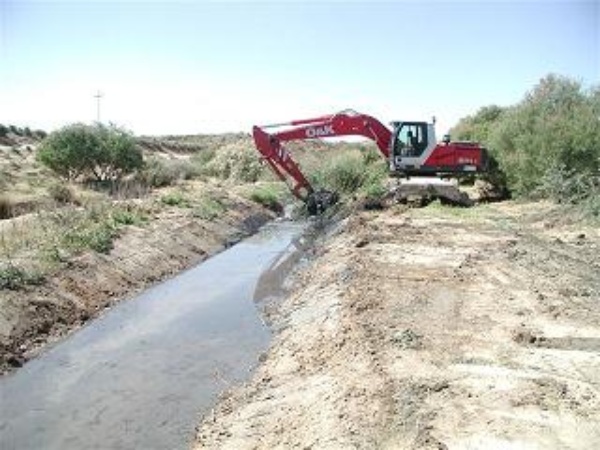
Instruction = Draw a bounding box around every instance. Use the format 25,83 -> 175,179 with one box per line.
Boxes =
395,123 -> 428,157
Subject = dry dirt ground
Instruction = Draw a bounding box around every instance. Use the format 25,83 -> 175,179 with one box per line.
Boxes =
195,201 -> 600,449
0,192 -> 273,373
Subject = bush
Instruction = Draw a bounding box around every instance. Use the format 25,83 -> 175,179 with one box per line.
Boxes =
0,124 -> 7,137
110,207 -> 146,226
191,148 -> 216,167
362,179 -> 387,201
579,190 -> 600,219
452,74 -> 600,202
37,123 -> 142,181
451,105 -> 506,144
536,165 -> 600,204
138,157 -> 201,188
160,191 -> 190,207
309,150 -> 387,196
250,186 -> 284,213
65,224 -> 116,253
48,182 -> 77,204
95,124 -> 143,179
0,264 -> 44,290
310,152 -> 365,194
192,197 -> 226,220
57,203 -> 147,254
201,144 -> 264,182
34,129 -> 47,139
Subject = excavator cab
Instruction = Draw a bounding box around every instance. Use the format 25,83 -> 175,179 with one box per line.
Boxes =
390,120 -> 487,177
392,122 -> 430,158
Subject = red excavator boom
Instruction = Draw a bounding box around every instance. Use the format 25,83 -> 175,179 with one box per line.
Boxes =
252,110 -> 392,201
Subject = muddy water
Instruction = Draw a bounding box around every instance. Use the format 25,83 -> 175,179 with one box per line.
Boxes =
0,221 -> 307,450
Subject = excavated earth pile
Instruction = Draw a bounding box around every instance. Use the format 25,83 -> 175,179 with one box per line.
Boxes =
195,202 -> 600,449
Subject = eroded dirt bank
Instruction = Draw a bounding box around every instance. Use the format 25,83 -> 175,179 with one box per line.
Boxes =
0,191 -> 274,374
195,202 -> 600,449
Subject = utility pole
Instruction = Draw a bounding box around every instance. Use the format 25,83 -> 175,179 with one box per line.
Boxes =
94,90 -> 103,122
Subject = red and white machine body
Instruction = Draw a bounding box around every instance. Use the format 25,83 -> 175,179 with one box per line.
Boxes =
389,120 -> 486,177
252,109 -> 488,202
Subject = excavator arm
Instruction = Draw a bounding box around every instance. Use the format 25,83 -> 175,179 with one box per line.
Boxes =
252,109 -> 393,203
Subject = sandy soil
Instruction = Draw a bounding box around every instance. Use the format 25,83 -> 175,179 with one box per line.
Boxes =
194,201 -> 600,449
0,192 -> 274,374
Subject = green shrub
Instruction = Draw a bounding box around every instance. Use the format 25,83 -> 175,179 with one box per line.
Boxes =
110,208 -> 146,226
579,190 -> 600,219
43,202 -> 147,255
451,105 -> 506,144
250,186 -> 283,212
535,165 -> 599,204
201,144 -> 264,182
34,129 -> 48,139
160,191 -> 190,207
139,157 -> 199,188
452,74 -> 600,203
310,152 -> 364,194
308,150 -> 387,197
192,197 -> 226,220
63,223 -> 116,254
57,203 -> 147,254
0,264 -> 44,290
85,227 -> 114,253
191,148 -> 216,167
95,124 -> 143,179
37,123 -> 142,181
493,75 -> 600,197
0,124 -> 7,137
362,178 -> 387,200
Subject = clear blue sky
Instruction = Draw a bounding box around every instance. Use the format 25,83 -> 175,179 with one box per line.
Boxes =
0,0 -> 598,135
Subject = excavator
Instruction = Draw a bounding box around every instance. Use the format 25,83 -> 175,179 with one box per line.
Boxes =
252,109 -> 489,214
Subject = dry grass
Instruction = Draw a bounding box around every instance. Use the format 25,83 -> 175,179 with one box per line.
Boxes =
0,201 -> 151,288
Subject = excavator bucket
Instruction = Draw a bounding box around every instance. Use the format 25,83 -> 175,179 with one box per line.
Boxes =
306,189 -> 339,215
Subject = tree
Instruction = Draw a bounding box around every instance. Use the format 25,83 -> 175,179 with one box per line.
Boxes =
452,74 -> 600,200
37,123 -> 143,181
34,129 -> 48,139
488,74 -> 600,196
451,105 -> 506,144
95,123 -> 143,180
